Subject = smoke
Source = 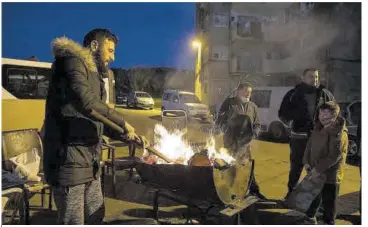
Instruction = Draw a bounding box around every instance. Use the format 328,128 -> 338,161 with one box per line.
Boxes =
264,12 -> 339,71
263,3 -> 360,71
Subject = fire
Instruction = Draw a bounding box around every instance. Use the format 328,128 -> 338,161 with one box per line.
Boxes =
144,124 -> 235,166
152,124 -> 194,165
205,137 -> 236,165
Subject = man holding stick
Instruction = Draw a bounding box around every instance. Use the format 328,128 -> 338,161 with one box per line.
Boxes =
43,28 -> 148,225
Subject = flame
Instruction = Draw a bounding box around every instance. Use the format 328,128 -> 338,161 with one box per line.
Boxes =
206,137 -> 236,165
149,124 -> 235,166
153,124 -> 194,165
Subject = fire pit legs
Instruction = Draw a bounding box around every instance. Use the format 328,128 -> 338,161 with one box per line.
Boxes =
152,190 -> 159,221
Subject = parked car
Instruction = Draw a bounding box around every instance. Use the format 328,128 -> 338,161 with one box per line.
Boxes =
127,91 -> 154,109
339,100 -> 361,158
161,90 -> 210,121
116,93 -> 128,106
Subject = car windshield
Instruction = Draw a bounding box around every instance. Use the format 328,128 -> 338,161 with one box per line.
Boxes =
180,94 -> 200,103
136,92 -> 151,98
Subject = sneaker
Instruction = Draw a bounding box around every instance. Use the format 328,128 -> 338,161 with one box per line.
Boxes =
303,217 -> 317,225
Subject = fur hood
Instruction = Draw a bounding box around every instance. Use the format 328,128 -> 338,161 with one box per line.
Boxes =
51,37 -> 97,72
314,116 -> 348,136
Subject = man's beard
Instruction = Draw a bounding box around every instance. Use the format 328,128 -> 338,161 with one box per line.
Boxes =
239,97 -> 250,103
93,52 -> 108,74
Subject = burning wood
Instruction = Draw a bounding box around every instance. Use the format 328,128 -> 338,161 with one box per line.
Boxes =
142,124 -> 236,166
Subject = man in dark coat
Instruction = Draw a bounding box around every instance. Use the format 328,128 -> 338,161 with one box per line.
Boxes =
43,29 -> 147,224
216,82 -> 266,200
278,68 -> 335,199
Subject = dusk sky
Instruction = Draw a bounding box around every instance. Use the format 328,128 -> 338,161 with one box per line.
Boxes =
2,2 -> 197,69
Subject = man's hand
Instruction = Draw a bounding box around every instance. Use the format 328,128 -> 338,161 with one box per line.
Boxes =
125,132 -> 139,141
123,133 -> 150,147
137,135 -> 150,148
124,122 -> 135,134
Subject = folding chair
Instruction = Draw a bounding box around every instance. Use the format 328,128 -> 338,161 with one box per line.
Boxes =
2,129 -> 53,224
101,137 -> 139,198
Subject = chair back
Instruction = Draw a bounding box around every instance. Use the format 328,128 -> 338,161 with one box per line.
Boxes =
2,129 -> 43,170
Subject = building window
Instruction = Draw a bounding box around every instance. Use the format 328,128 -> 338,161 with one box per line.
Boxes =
237,16 -> 262,39
211,46 -> 229,60
265,43 -> 290,60
212,13 -> 229,28
197,8 -> 205,30
5,67 -> 51,99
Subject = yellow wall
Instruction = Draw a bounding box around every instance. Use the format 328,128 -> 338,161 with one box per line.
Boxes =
2,100 -> 46,131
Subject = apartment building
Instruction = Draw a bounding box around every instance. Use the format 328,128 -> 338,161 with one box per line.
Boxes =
194,2 -> 361,108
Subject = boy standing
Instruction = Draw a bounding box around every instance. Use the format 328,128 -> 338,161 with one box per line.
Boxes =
303,101 -> 348,224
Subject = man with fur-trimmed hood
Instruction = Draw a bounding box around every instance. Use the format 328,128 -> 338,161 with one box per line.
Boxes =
302,101 -> 348,224
43,29 -> 147,224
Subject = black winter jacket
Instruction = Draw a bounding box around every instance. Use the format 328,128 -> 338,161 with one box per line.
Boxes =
278,82 -> 335,136
43,37 -> 127,186
217,97 -> 261,149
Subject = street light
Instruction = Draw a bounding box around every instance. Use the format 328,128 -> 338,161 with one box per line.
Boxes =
192,40 -> 202,101
192,40 -> 201,49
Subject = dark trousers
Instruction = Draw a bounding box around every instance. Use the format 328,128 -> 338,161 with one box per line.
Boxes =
306,183 -> 340,224
287,137 -> 309,194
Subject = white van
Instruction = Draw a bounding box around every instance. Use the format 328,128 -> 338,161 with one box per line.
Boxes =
161,90 -> 210,120
251,86 -> 294,140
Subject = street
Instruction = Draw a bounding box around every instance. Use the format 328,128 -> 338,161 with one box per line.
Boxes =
27,107 -> 361,225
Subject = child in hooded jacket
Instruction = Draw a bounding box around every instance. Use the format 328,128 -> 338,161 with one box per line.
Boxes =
303,101 -> 349,225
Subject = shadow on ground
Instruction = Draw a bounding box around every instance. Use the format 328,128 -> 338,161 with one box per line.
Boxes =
337,191 -> 360,215
103,173 -> 179,207
121,200 -> 314,225
104,218 -> 160,225
336,214 -> 361,225
29,209 -> 57,225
